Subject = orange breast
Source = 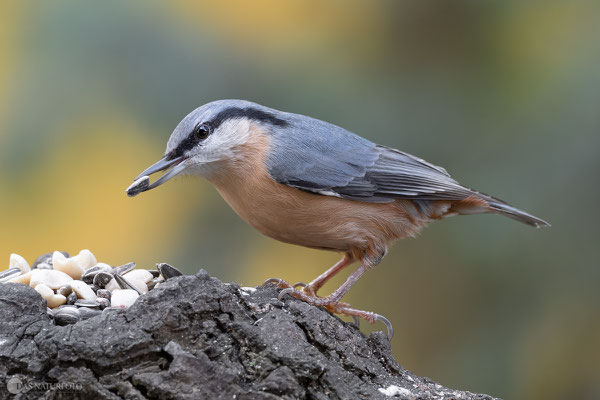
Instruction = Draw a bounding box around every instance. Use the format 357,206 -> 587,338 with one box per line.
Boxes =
207,124 -> 438,262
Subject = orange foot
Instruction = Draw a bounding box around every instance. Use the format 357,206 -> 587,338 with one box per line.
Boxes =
262,278 -> 393,339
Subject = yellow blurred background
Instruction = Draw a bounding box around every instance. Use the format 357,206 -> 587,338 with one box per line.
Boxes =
1,1 -> 598,398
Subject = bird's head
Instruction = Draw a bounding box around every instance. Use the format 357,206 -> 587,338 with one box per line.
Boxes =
127,99 -> 289,196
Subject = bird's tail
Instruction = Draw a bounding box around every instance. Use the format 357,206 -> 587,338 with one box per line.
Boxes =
486,198 -> 550,228
447,193 -> 550,228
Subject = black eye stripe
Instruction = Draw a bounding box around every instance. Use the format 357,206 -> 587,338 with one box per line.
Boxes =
166,123 -> 211,160
211,107 -> 288,130
166,107 -> 288,160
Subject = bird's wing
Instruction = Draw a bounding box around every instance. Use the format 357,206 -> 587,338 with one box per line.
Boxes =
266,117 -> 472,203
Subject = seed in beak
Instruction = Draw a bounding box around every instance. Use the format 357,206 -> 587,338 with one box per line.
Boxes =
126,176 -> 150,197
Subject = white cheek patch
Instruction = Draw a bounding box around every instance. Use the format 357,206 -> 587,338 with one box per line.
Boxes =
212,119 -> 252,150
193,118 -> 252,163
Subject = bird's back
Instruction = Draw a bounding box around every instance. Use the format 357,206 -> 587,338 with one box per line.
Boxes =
256,105 -> 547,227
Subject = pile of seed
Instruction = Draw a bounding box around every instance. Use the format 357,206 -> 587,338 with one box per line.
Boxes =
0,250 -> 183,326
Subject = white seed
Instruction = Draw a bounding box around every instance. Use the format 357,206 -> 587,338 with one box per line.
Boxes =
110,289 -> 139,308
70,280 -> 97,301
7,271 -> 32,285
29,269 -> 73,289
105,278 -> 120,291
47,294 -> 67,308
126,277 -> 148,294
34,283 -> 67,309
52,251 -> 84,280
34,283 -> 54,299
74,249 -> 97,270
124,269 -> 153,284
9,254 -> 30,273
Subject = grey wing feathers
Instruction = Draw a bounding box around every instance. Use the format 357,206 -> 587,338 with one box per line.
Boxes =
267,116 -> 379,190
332,146 -> 472,203
266,115 -> 473,203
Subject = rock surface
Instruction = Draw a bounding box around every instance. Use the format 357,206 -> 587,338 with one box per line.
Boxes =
0,271 -> 498,400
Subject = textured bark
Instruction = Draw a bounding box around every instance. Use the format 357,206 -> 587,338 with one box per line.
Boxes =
0,271 -> 498,400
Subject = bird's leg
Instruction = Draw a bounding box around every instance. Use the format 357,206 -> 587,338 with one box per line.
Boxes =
280,263 -> 394,337
276,263 -> 368,307
292,254 -> 353,297
263,253 -> 353,295
265,251 -> 392,337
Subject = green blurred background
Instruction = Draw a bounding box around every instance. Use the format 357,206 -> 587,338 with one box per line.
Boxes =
1,1 -> 598,398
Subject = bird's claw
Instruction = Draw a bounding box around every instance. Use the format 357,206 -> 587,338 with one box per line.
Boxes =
262,278 -> 292,289
374,313 -> 394,340
277,286 -> 393,339
265,279 -> 319,297
278,287 -> 296,301
293,281 -> 319,296
338,307 -> 393,339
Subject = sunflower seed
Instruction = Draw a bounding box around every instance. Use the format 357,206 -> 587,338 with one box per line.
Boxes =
149,270 -> 161,278
81,263 -> 114,284
157,263 -> 183,280
96,289 -> 111,299
113,274 -> 144,295
54,306 -> 81,326
67,292 -> 78,305
115,262 -> 136,275
96,297 -> 111,309
57,285 -> 72,297
93,272 -> 113,288
75,299 -> 99,308
0,268 -> 21,282
126,176 -> 150,197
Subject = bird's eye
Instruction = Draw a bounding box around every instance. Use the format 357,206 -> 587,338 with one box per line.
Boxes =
193,123 -> 212,141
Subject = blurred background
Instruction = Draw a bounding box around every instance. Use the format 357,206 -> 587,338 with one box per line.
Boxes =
1,1 -> 598,398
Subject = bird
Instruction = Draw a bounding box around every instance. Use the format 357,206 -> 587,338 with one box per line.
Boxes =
127,99 -> 549,338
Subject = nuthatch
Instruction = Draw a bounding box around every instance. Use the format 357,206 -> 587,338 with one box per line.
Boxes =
127,99 -> 549,338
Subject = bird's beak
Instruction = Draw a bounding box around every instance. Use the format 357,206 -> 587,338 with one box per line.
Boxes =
126,155 -> 186,197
